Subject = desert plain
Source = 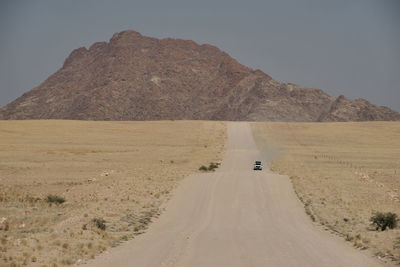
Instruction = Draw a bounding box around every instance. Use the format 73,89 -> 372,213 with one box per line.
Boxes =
0,120 -> 225,266
0,120 -> 399,266
252,121 -> 400,263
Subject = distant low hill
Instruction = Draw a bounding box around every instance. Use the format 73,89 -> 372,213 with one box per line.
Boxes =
0,30 -> 399,121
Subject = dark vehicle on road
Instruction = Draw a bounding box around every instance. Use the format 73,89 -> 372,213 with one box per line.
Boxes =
253,161 -> 263,170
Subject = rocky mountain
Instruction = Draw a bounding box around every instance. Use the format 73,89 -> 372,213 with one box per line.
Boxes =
318,95 -> 400,122
0,30 -> 399,121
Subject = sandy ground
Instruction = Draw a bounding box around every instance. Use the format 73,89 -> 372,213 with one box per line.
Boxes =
86,122 -> 386,267
251,122 -> 400,264
0,120 -> 225,266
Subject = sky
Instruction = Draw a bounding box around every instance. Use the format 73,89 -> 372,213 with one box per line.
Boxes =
0,0 -> 399,111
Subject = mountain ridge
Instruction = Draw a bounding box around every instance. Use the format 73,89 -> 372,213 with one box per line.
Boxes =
0,30 -> 399,122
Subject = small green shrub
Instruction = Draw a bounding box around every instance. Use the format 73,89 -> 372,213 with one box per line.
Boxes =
370,212 -> 398,231
46,195 -> 65,204
199,163 -> 220,172
199,165 -> 208,171
208,162 -> 219,171
92,218 -> 106,230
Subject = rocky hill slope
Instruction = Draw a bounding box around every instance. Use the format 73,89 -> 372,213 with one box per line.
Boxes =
0,30 -> 399,121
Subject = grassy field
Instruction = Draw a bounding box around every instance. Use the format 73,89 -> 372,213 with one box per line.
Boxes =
251,122 -> 400,264
0,120 -> 226,266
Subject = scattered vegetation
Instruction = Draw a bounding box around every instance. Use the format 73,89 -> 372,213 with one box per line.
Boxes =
251,122 -> 400,262
0,120 -> 226,266
370,212 -> 398,231
46,194 -> 66,204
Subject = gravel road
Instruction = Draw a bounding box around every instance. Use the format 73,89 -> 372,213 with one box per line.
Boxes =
85,122 -> 386,267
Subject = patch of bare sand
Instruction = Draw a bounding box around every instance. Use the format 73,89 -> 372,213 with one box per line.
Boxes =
251,122 -> 400,265
0,120 -> 226,266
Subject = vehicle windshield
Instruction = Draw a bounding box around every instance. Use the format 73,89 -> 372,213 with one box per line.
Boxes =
255,161 -> 261,165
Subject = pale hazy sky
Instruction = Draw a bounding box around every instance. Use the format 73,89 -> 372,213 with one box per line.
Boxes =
1,0 -> 399,111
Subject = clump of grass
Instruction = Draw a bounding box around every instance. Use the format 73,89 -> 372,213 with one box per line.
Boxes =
24,196 -> 41,203
345,234 -> 354,242
370,212 -> 398,231
208,162 -> 219,171
393,237 -> 400,249
199,162 -> 220,172
61,258 -> 74,265
354,240 -> 363,248
92,218 -> 106,230
0,221 -> 9,231
304,200 -> 316,222
46,195 -> 65,204
199,165 -> 208,171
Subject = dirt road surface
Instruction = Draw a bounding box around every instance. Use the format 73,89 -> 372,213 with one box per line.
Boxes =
85,122 -> 386,267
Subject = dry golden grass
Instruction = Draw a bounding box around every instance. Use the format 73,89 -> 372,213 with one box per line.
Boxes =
0,120 -> 226,266
251,122 -> 400,263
